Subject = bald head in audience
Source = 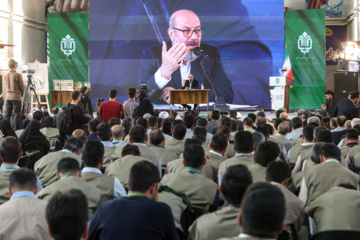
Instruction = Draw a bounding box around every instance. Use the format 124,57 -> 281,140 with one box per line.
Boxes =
111,125 -> 124,141
72,129 -> 87,142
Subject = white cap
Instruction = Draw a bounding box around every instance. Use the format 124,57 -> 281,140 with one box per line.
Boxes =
236,112 -> 242,119
143,113 -> 152,119
159,111 -> 169,119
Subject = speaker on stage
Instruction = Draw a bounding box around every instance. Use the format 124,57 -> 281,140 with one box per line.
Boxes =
334,72 -> 358,105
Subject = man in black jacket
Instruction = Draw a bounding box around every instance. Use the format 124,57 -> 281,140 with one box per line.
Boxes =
78,86 -> 93,115
321,90 -> 335,118
334,90 -> 359,120
182,74 -> 199,110
68,91 -> 92,135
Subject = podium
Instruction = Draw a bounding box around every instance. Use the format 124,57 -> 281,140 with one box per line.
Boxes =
170,89 -> 210,112
50,90 -> 73,109
269,77 -> 294,111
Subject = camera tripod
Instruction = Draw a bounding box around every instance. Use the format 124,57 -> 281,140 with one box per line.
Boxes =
22,75 -> 41,115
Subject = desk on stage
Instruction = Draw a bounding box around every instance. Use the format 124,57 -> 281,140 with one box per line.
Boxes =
170,89 -> 210,112
50,90 -> 73,109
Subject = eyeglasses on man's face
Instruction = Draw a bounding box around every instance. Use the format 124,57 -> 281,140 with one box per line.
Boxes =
172,28 -> 205,37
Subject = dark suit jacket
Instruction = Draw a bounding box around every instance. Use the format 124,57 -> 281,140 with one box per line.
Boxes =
332,129 -> 347,146
334,98 -> 359,120
182,79 -> 199,90
140,42 -> 234,104
326,98 -> 335,118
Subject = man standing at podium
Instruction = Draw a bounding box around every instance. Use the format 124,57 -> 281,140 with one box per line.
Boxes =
182,74 -> 199,110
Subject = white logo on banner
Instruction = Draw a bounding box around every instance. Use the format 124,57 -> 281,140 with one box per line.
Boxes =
298,32 -> 312,54
61,34 -> 76,57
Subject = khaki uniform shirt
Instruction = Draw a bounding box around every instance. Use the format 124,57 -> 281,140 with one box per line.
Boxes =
34,150 -> 82,187
82,171 -> 115,202
219,154 -> 254,179
248,163 -> 267,183
103,145 -> 117,167
149,146 -> 177,169
164,137 -> 186,158
0,170 -> 12,204
4,70 -> 24,100
40,127 -> 60,149
161,169 -> 217,209
288,144 -> 313,166
189,206 -> 241,240
0,196 -> 50,240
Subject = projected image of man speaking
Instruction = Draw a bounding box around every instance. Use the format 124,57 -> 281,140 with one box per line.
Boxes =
139,9 -> 234,104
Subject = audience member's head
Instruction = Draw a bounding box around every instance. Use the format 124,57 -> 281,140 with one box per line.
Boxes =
255,141 -> 280,167
129,125 -> 146,143
9,168 -> 37,194
315,129 -> 332,143
64,137 -> 84,155
277,122 -> 289,135
210,133 -> 228,154
247,113 -> 256,123
230,119 -> 238,132
108,118 -> 120,128
136,118 -> 148,130
291,117 -> 303,130
319,143 -> 341,161
121,144 -> 141,158
128,88 -> 137,99
349,90 -> 359,101
108,89 -> 117,99
265,124 -> 274,135
256,117 -> 266,127
280,112 -> 288,121
0,136 -> 22,163
313,126 -> 327,142
82,140 -> 104,168
183,144 -> 205,169
71,91 -> 81,101
351,118 -> 360,128
240,183 -> 285,239
122,117 -> 132,130
212,110 -> 220,121
220,117 -> 231,128
337,116 -> 347,127
184,114 -> 195,129
252,132 -> 265,149
149,129 -> 164,146
192,126 -> 207,143
196,118 -> 208,128
56,158 -> 81,179
311,142 -> 325,164
172,124 -> 187,140
308,116 -> 320,126
256,125 -> 269,139
346,128 -> 359,142
221,165 -> 253,205
33,110 -> 44,122
52,107 -> 59,116
148,116 -> 158,129
71,129 -> 87,142
266,161 -> 291,186
111,124 -> 124,140
303,125 -> 314,142
96,122 -> 112,141
217,125 -> 231,139
344,120 -> 352,130
243,117 -> 253,128
234,131 -> 254,153
46,189 -> 88,240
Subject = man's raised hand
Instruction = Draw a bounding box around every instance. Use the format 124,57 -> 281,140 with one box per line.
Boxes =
160,41 -> 187,80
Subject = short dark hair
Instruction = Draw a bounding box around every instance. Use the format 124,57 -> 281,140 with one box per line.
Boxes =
129,125 -> 146,143
316,129 -> 333,143
234,131 -> 254,153
241,183 -> 285,238
129,161 -> 160,192
88,119 -> 100,133
184,114 -> 195,128
349,90 -> 359,100
82,140 -> 104,167
220,117 -> 231,127
0,137 -> 22,163
52,107 -> 59,115
217,125 -> 231,136
256,125 -> 269,138
256,117 -> 266,127
278,122 -> 289,135
64,137 -> 84,153
253,132 -> 265,149
122,117 -> 132,130
212,110 -> 220,120
337,116 -> 347,127
148,116 -> 158,128
193,126 -> 207,143
172,124 -> 187,140
46,189 -> 88,240
171,119 -> 183,129
128,88 -> 137,98
109,89 -> 117,98
230,119 -> 238,131
108,118 -> 120,128
210,133 -> 228,152
80,86 -> 87,94
184,138 -> 202,148
347,128 -> 359,140
136,117 -> 148,130
196,118 -> 208,127
9,168 -> 37,190
325,90 -> 334,96
57,158 -> 80,174
247,113 -> 256,122
311,142 -> 325,164
184,144 -> 204,168
303,125 -> 314,142
266,161 -> 291,183
121,144 -> 141,157
292,117 -> 303,129
71,91 -> 81,101
96,122 -> 112,141
274,119 -> 283,130
33,110 -> 44,121
162,118 -> 173,136
221,165 -> 252,205
319,143 -> 341,160
229,110 -> 237,119
243,117 -> 253,127
150,129 -> 164,146
255,141 -> 280,167
265,124 -> 274,135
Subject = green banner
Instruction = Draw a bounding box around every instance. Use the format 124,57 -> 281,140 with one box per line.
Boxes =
285,9 -> 325,110
47,13 -> 89,91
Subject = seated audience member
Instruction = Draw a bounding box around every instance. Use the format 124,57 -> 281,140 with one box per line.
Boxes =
81,140 -> 126,201
287,125 -> 314,168
165,123 -> 187,158
299,143 -> 359,205
40,116 -> 60,149
193,126 -> 210,152
161,144 -> 219,210
271,122 -> 293,155
217,126 -> 236,158
212,116 -> 232,135
46,189 -> 89,240
71,129 -> 87,142
184,114 -> 195,139
32,110 -> 44,123
106,144 -> 151,189
36,158 -> 101,218
248,141 -> 280,183
256,125 -> 270,141
15,119 -> 30,138
123,88 -> 139,117
247,113 -> 257,127
89,161 -> 178,239
99,89 -> 125,123
266,161 -> 305,236
286,117 -> 303,145
255,116 -> 266,128
229,118 -> 238,137
340,129 -> 360,167
218,131 -> 254,183
331,116 -> 346,133
189,165 -> 253,240
123,117 -> 148,143
305,184 -> 360,232
332,115 -> 347,145
147,116 -> 158,135
207,110 -> 220,134
87,119 -> 100,140
121,116 -> 132,137
108,117 -> 120,128
218,182 -> 286,240
132,99 -> 154,118
51,107 -> 59,126
149,129 -> 177,170
35,137 -> 83,187
252,132 -> 265,149
19,119 -> 50,169
113,125 -> 161,174
0,137 -> 43,204
0,119 -> 17,138
243,117 -> 255,133
96,122 -> 116,166
196,117 -> 213,145
207,133 -> 228,169
0,169 -> 50,240
111,124 -> 126,147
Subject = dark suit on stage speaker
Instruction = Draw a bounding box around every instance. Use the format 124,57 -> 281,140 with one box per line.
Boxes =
334,98 -> 359,120
182,76 -> 199,110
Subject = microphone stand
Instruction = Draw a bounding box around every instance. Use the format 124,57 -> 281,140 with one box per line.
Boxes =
196,50 -> 228,113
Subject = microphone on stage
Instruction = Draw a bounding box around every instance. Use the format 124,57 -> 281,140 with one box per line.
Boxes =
192,47 -> 209,59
